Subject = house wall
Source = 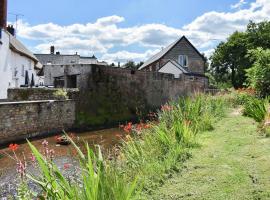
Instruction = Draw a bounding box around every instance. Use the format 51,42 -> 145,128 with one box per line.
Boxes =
0,100 -> 76,145
162,38 -> 205,74
158,62 -> 183,78
43,64 -> 93,88
0,29 -> 39,99
0,28 -> 12,99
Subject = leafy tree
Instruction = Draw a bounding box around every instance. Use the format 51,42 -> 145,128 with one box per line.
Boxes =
247,21 -> 270,49
123,61 -> 144,70
124,60 -> 136,69
246,48 -> 270,97
210,31 -> 250,88
210,21 -> 270,88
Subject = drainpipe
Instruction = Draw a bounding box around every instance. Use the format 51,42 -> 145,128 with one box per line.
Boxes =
0,0 -> 7,29
64,65 -> 68,88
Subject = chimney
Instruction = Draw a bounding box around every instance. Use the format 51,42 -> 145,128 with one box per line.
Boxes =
7,24 -> 15,36
0,0 -> 7,29
50,46 -> 55,54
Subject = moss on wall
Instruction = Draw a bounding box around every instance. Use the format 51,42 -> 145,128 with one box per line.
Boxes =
74,69 -> 150,128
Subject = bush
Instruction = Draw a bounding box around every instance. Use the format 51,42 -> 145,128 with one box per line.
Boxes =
243,97 -> 268,122
246,48 -> 270,97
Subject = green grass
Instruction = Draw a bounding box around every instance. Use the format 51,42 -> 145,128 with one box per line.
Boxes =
18,94 -> 228,199
143,109 -> 270,199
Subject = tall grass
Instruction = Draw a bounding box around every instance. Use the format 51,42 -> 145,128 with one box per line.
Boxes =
20,94 -> 228,199
243,97 -> 269,122
117,94 -> 228,194
21,141 -> 138,200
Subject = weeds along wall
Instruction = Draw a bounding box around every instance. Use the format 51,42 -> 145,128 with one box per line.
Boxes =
76,65 -> 207,128
8,88 -> 79,101
0,100 -> 76,145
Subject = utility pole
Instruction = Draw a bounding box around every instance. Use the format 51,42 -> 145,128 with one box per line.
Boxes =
8,12 -> 24,37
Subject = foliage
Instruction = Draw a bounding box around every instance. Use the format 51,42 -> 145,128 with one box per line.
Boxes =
20,94 -> 228,199
246,48 -> 270,97
117,95 -> 228,193
210,20 -> 270,88
242,96 -> 268,123
53,89 -> 68,100
21,140 -> 138,200
210,31 -> 250,88
123,61 -> 144,70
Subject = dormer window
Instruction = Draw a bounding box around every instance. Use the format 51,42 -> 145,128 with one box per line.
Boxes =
178,55 -> 188,67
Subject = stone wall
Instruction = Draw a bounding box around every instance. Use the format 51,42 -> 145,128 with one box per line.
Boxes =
7,88 -> 79,101
75,65 -> 207,128
0,100 -> 75,145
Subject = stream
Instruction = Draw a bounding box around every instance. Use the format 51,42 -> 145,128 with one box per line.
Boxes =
0,128 -> 126,198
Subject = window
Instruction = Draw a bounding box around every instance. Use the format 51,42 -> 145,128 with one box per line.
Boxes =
178,55 -> 188,67
149,66 -> 152,71
21,65 -> 25,77
13,67 -> 18,78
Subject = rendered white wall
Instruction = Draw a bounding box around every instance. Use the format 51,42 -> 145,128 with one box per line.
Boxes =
158,62 -> 183,78
0,30 -> 39,99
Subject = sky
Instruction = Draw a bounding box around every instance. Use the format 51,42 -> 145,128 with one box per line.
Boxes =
7,0 -> 270,64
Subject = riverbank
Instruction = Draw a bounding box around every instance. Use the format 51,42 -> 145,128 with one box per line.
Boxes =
0,128 -> 126,198
144,109 -> 270,199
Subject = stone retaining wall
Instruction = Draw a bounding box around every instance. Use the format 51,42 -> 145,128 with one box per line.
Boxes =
7,88 -> 79,101
76,65 -> 208,128
0,100 -> 75,145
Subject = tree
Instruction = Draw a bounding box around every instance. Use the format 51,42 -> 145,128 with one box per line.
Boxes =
123,61 -> 144,70
123,60 -> 136,69
210,31 -> 250,88
210,21 -> 270,88
246,48 -> 270,97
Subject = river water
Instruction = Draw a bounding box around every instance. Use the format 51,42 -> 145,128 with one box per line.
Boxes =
0,128 -> 126,198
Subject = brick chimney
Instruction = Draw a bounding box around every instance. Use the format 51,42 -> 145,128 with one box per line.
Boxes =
50,46 -> 55,54
0,0 -> 7,29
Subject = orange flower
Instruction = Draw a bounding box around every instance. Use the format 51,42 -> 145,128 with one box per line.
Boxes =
9,143 -> 19,151
144,124 -> 151,129
124,122 -> 133,133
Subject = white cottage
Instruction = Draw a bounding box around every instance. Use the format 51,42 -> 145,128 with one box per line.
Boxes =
0,28 -> 42,99
0,0 -> 42,99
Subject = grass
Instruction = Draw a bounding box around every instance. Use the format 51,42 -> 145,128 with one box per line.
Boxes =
17,94 -> 229,199
143,109 -> 270,199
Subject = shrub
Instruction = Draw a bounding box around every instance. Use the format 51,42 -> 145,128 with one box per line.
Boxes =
246,48 -> 270,97
53,89 -> 68,100
243,97 -> 268,122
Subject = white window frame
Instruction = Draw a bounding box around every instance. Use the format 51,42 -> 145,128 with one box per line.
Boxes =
178,55 -> 188,67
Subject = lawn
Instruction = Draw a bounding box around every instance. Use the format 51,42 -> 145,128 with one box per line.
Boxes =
144,109 -> 270,199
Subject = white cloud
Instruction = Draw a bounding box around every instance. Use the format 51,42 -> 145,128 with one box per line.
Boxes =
101,49 -> 160,64
15,0 -> 270,62
231,0 -> 247,9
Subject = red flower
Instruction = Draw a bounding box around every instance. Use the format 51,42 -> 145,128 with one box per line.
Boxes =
124,122 -> 133,133
9,143 -> 19,151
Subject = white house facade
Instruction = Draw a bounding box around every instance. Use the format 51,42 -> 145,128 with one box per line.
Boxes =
0,28 -> 42,99
158,60 -> 188,78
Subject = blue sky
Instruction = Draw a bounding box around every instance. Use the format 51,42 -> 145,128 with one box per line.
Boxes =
7,0 -> 270,63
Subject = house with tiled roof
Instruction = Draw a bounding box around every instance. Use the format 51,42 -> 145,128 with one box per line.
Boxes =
139,36 -> 206,79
